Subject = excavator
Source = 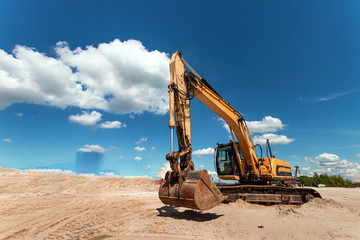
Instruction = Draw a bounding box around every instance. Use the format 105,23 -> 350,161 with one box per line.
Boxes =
158,51 -> 321,210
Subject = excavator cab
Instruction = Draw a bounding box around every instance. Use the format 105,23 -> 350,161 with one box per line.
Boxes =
215,142 -> 243,180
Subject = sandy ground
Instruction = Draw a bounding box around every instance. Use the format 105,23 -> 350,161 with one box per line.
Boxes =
0,167 -> 359,240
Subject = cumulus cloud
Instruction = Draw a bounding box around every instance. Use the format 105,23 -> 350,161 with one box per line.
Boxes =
156,162 -> 170,178
217,116 -> 293,145
69,110 -> 126,129
252,133 -> 295,145
134,156 -> 142,161
134,146 -> 146,152
78,144 -> 107,153
247,116 -> 285,133
304,153 -> 360,180
0,39 -> 169,114
69,111 -> 102,126
2,138 -> 12,143
218,116 -> 285,134
135,137 -> 147,144
99,121 -> 126,129
300,166 -> 313,176
193,147 -> 215,156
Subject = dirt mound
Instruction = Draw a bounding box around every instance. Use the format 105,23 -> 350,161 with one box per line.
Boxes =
0,166 -> 15,173
303,197 -> 343,209
0,168 -> 158,197
1,168 -> 360,239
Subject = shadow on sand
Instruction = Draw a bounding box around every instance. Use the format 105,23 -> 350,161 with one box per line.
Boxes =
156,206 -> 223,222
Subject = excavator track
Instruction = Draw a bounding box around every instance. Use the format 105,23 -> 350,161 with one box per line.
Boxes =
217,185 -> 322,204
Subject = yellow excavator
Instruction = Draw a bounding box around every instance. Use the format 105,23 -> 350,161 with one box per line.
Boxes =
158,51 -> 321,210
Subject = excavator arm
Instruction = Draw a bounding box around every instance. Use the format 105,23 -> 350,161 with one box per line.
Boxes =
167,51 -> 261,179
159,52 -> 228,210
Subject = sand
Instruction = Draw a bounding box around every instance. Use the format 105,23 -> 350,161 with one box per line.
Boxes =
0,167 -> 359,240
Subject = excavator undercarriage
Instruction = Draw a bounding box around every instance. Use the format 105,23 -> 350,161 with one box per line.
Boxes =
218,184 -> 321,204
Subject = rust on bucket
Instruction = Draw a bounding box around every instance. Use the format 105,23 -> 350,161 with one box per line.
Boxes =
159,169 -> 226,210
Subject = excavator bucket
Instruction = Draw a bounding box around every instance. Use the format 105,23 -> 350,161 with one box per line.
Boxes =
159,169 -> 227,210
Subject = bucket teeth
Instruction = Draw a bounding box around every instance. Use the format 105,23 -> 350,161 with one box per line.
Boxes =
159,169 -> 226,210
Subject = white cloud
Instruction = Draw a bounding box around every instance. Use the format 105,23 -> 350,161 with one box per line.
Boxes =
357,153 -> 360,159
146,165 -> 151,169
304,153 -> 360,180
134,146 -> 146,152
217,117 -> 293,145
118,155 -> 123,160
0,39 -> 169,114
134,156 -> 143,161
252,133 -> 295,145
310,153 -> 341,167
157,162 -> 170,178
193,147 -> 215,156
315,89 -> 359,102
151,146 -> 156,150
136,137 -> 147,144
69,110 -> 126,129
69,111 -> 102,126
2,138 -> 12,143
217,118 -> 230,133
218,116 -> 285,134
300,167 -> 313,176
78,144 -> 107,153
15,113 -> 23,117
99,120 -> 126,129
247,116 -> 285,133
199,165 -> 204,168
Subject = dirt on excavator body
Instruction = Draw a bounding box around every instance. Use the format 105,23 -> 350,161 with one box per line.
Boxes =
158,169 -> 227,210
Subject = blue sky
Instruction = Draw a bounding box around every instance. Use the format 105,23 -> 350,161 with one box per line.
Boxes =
0,0 -> 359,181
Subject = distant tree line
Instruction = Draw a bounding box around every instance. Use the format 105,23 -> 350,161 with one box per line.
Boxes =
297,173 -> 358,187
